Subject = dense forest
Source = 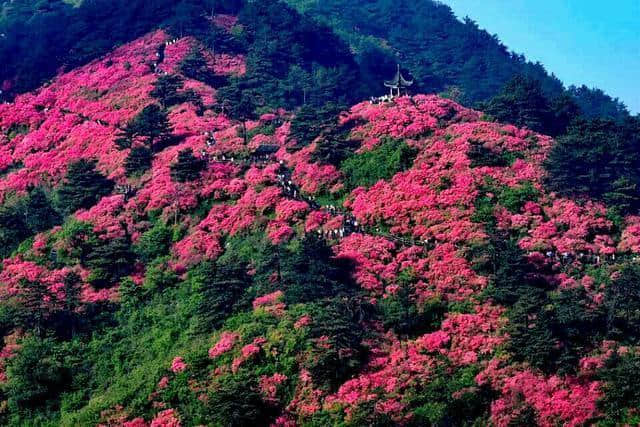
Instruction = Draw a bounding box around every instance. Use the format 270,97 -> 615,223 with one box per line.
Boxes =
1,0 -> 640,426
283,0 -> 630,120
1,0 -> 631,121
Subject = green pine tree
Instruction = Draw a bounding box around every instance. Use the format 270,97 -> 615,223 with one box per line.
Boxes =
56,159 -> 114,216
170,148 -> 206,182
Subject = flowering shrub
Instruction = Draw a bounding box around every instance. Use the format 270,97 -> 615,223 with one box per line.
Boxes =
259,373 -> 287,404
489,371 -> 600,427
170,357 -> 187,373
209,332 -> 240,359
150,409 -> 181,427
0,31 -> 637,426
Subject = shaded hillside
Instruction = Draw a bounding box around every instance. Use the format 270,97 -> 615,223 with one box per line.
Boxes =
0,0 -> 361,109
284,0 -> 630,120
0,31 -> 640,426
1,0 -> 630,125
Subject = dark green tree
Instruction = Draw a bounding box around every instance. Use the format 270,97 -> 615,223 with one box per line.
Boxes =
6,337 -> 69,415
179,47 -> 229,88
116,104 -> 174,152
124,146 -> 153,177
0,204 -> 29,259
605,262 -> 640,343
304,299 -> 368,391
380,271 -> 445,337
86,229 -> 135,288
482,75 -> 553,134
278,234 -> 356,304
291,102 -> 359,166
549,92 -> 581,136
56,159 -> 114,216
150,74 -> 187,108
597,351 -> 640,424
189,259 -> 251,331
216,79 -> 259,144
22,187 -> 61,234
133,221 -> 172,263
170,148 -> 207,182
544,118 -> 640,214
204,374 -> 277,426
568,85 -> 629,121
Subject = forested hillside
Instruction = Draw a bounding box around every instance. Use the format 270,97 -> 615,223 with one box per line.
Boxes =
284,0 -> 630,121
0,0 -> 362,109
1,1 -> 640,426
1,0 -> 630,124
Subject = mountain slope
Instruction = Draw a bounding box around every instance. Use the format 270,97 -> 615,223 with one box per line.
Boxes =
0,0 -> 361,110
284,0 -> 630,119
1,30 -> 640,426
1,0 -> 630,124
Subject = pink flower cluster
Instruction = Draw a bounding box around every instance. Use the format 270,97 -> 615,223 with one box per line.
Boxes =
490,371 -> 600,427
0,257 -> 88,304
209,332 -> 240,359
342,95 -> 480,147
150,409 -> 181,427
210,14 -> 239,32
231,337 -> 266,372
253,290 -> 286,316
170,357 -> 187,373
259,373 -> 288,404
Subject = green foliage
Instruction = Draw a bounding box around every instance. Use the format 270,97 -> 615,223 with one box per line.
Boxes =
496,181 -> 539,213
59,267 -> 209,425
0,204 -> 30,259
170,148 -> 206,183
303,299 -> 368,391
289,102 -> 360,167
201,374 -> 277,426
5,337 -> 73,420
597,351 -> 640,425
409,365 -> 492,426
341,138 -> 417,190
380,270 -> 446,337
251,234 -> 357,305
545,117 -> 640,214
0,187 -> 60,259
133,221 -> 172,263
218,0 -> 361,113
56,159 -> 114,216
217,77 -> 260,119
150,74 -> 189,108
23,187 -> 62,233
604,262 -> 640,344
568,85 -> 630,122
86,232 -> 135,288
52,219 -> 96,267
179,48 -> 228,89
289,103 -> 347,149
468,140 -> 518,168
481,75 -> 557,135
124,145 -> 153,177
188,259 -> 251,332
480,233 -> 608,374
116,104 -> 174,152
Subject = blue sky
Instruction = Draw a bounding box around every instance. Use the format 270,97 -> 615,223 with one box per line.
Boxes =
443,0 -> 640,114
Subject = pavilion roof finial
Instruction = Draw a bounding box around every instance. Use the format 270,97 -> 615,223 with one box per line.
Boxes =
384,64 -> 414,89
